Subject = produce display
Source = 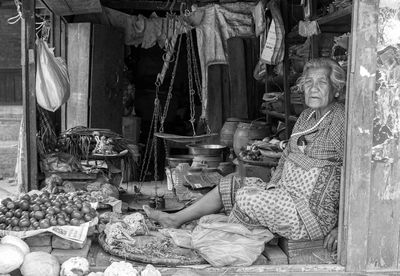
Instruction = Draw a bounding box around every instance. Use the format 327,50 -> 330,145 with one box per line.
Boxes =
0,191 -> 97,231
60,257 -> 90,276
0,234 -> 164,275
0,243 -> 25,274
239,138 -> 284,161
20,251 -> 60,276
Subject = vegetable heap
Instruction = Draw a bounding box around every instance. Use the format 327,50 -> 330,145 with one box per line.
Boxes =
0,190 -> 97,231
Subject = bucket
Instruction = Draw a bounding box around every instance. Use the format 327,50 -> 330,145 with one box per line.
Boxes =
220,118 -> 249,147
233,121 -> 270,156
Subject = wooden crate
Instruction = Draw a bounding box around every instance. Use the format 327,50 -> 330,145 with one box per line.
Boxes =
279,238 -> 335,264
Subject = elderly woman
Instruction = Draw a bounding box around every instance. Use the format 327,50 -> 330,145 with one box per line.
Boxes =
144,57 -> 345,249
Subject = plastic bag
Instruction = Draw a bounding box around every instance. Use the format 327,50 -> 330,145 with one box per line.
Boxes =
36,38 -> 70,112
191,214 -> 274,267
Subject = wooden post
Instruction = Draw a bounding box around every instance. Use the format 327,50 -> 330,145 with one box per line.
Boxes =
281,0 -> 291,139
21,0 -> 38,191
343,0 -> 378,271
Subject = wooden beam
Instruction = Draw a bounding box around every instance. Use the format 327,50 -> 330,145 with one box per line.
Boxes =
41,0 -> 101,16
343,0 -> 378,272
21,0 -> 38,190
100,0 -> 184,12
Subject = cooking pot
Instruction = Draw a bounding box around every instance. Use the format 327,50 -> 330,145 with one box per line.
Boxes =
186,144 -> 227,156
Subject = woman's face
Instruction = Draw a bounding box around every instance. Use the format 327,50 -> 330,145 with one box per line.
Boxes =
303,67 -> 336,112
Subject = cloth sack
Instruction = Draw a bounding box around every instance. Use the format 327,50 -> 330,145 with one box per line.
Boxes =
36,38 -> 70,112
191,214 -> 274,267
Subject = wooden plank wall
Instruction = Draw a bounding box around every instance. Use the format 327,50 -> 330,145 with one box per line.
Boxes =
365,0 -> 400,271
344,0 -> 400,272
343,0 -> 377,271
0,69 -> 22,104
66,23 -> 91,130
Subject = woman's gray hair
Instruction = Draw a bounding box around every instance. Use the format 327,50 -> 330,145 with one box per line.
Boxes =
296,58 -> 346,95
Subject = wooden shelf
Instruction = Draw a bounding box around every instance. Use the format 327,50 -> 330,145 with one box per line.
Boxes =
261,110 -> 298,122
288,6 -> 352,38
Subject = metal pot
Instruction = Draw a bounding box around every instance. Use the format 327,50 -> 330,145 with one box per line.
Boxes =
186,144 -> 227,156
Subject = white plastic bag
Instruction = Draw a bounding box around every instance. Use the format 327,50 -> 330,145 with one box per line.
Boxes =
191,214 -> 274,267
36,38 -> 70,112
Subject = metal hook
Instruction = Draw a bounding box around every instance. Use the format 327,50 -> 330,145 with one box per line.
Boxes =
162,0 -> 171,10
180,2 -> 186,15
169,0 -> 176,13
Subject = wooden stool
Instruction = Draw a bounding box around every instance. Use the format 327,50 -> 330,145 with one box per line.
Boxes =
278,238 -> 335,264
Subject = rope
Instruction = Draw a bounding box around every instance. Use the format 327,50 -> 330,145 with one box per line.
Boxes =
7,0 -> 22,24
186,31 -> 196,136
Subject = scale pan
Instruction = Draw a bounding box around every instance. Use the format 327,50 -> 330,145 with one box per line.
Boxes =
154,132 -> 218,143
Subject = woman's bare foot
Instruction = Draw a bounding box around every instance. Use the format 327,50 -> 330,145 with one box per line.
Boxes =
142,205 -> 181,228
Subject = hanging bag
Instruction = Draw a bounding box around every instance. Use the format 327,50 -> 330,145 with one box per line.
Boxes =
36,38 -> 70,112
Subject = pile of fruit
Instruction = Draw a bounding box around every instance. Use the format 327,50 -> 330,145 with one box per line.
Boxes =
238,146 -> 262,161
0,191 -> 97,231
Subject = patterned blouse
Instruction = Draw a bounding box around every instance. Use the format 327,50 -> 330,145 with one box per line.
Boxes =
269,101 -> 345,239
269,101 -> 345,186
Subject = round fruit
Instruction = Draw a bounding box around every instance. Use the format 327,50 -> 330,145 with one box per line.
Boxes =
0,215 -> 6,224
13,209 -> 22,218
0,206 -> 7,214
0,224 -> 5,230
83,214 -> 92,222
20,200 -> 30,211
6,202 -> 15,210
39,219 -> 50,229
65,206 -> 73,214
12,226 -> 20,231
71,211 -> 82,219
47,207 -> 55,216
4,212 -> 12,218
70,218 -> 80,226
56,218 -> 66,226
1,198 -> 11,207
19,219 -> 30,228
49,218 -> 57,226
21,194 -> 31,202
81,206 -> 91,214
10,218 -> 19,227
34,211 -> 44,220
31,204 -> 40,212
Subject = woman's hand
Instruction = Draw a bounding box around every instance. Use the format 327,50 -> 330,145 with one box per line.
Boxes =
324,227 -> 338,252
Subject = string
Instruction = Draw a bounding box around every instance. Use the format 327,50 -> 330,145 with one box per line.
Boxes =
7,0 -> 22,25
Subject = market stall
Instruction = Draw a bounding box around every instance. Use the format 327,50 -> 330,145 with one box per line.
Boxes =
7,0 -> 400,274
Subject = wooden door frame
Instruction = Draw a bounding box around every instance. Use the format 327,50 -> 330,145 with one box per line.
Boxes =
21,0 -> 38,191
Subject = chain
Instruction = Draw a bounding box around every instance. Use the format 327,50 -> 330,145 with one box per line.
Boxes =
189,30 -> 202,101
186,32 -> 196,136
139,95 -> 159,183
159,31 -> 183,133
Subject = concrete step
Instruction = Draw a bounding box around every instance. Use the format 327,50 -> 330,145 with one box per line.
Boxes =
0,141 -> 18,178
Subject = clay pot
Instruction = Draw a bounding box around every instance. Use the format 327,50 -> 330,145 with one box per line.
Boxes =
220,118 -> 249,147
233,121 -> 270,156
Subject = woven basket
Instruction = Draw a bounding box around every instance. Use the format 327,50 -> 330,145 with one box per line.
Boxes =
98,233 -> 206,267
